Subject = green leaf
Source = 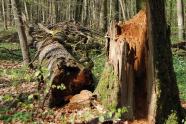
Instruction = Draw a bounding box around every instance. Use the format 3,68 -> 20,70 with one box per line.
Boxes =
108,112 -> 112,118
44,89 -> 49,93
70,118 -> 75,123
35,71 -> 40,77
117,108 -> 121,113
99,116 -> 104,122
28,94 -> 34,100
0,96 -> 3,101
52,85 -> 56,89
30,104 -> 34,108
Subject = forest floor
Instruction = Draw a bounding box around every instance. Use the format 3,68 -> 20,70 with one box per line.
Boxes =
0,24 -> 186,124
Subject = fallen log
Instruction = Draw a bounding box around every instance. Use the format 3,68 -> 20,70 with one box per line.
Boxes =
171,41 -> 186,48
171,41 -> 186,51
32,32 -> 94,107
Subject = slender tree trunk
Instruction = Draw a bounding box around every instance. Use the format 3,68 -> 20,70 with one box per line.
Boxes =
2,0 -> 8,30
42,0 -> 45,23
6,0 -> 11,26
24,1 -> 29,21
119,0 -> 126,22
83,0 -> 88,26
177,0 -> 185,41
11,0 -> 32,68
112,0 -> 119,22
99,0 -> 107,33
68,0 -> 71,20
75,0 -> 83,23
93,0 -> 100,29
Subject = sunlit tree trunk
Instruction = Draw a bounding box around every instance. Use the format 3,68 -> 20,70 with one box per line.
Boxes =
24,1 -> 29,21
11,0 -> 32,68
68,0 -> 71,20
119,0 -> 126,22
2,0 -> 8,30
83,0 -> 89,26
177,0 -> 185,41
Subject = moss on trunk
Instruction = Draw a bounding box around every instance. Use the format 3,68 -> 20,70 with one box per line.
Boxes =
94,63 -> 120,110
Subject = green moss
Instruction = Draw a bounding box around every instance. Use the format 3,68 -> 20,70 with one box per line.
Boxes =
165,110 -> 178,124
94,63 -> 120,110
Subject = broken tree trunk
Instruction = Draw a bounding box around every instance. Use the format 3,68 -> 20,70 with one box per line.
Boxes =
33,28 -> 94,108
94,10 -> 148,120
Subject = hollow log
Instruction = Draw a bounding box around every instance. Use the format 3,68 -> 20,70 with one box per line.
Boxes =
33,34 -> 94,108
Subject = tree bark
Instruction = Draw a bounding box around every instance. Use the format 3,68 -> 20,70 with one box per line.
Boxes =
6,0 -> 12,26
32,29 -> 94,108
177,0 -> 185,41
75,0 -> 83,23
119,0 -> 126,22
2,0 -> 8,30
93,0 -> 100,29
11,0 -> 32,68
146,0 -> 186,123
99,0 -> 107,33
95,0 -> 186,122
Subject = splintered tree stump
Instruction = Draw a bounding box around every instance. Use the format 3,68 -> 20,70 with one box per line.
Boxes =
33,34 -> 94,108
94,10 -> 147,120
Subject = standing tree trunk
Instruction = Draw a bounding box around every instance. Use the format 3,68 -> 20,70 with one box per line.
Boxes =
83,0 -> 89,26
93,0 -> 100,29
2,0 -> 8,30
177,0 -> 185,41
119,0 -> 126,22
24,1 -> 29,21
99,0 -> 107,33
75,0 -> 83,23
113,0 -> 119,22
146,0 -> 186,123
6,0 -> 12,26
11,0 -> 32,68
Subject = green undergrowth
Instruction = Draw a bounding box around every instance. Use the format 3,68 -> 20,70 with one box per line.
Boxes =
0,43 -> 36,62
173,56 -> 186,102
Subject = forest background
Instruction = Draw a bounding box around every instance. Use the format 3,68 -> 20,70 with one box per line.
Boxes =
0,0 -> 186,123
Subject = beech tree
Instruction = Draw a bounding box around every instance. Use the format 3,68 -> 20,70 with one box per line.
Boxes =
177,0 -> 185,41
11,0 -> 32,68
99,0 -> 107,33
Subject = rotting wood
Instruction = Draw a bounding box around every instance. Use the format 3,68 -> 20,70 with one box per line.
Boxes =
30,26 -> 95,108
95,10 -> 147,120
8,91 -> 22,109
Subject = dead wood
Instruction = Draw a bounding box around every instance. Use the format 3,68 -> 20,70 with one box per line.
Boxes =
36,23 -> 101,50
0,84 -> 7,88
32,37 -> 94,107
7,91 -> 22,109
173,52 -> 186,56
38,23 -> 53,34
171,41 -> 186,47
171,41 -> 186,51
